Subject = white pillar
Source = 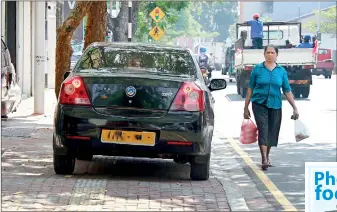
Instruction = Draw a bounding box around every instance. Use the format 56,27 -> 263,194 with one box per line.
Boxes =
1,1 -> 5,40
23,2 -> 32,96
16,2 -> 24,94
31,2 -> 35,97
34,1 -> 45,114
47,2 -> 56,89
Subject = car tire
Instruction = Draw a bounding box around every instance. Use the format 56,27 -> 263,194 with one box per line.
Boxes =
240,87 -> 247,98
294,88 -> 301,98
301,86 -> 310,98
54,154 -> 75,175
190,158 -> 210,181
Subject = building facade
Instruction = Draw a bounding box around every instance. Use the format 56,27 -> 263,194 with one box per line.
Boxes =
239,1 -> 336,22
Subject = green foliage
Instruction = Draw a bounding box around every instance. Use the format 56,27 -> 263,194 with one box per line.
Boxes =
190,1 -> 239,42
134,1 -> 235,43
304,7 -> 336,35
134,1 -> 189,42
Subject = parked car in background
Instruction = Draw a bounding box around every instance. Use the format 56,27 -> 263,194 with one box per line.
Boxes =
1,38 -> 22,118
312,48 -> 335,79
70,40 -> 84,69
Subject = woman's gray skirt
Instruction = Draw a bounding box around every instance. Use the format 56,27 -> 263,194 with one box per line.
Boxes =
252,102 -> 282,147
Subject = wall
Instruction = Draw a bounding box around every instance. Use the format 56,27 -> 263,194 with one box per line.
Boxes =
16,2 -> 33,97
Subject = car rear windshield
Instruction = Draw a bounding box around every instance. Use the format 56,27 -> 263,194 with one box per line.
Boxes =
74,46 -> 196,77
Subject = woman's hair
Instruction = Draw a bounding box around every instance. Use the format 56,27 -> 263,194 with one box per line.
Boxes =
264,45 -> 279,55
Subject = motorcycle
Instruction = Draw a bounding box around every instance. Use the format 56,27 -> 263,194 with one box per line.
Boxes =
200,65 -> 211,86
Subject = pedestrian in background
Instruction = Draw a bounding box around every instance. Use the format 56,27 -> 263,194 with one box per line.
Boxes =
243,44 -> 299,170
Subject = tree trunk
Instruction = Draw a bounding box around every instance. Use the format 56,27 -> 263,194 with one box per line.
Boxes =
131,1 -> 141,39
84,2 -> 107,50
112,1 -> 129,41
106,1 -> 140,42
55,1 -> 92,98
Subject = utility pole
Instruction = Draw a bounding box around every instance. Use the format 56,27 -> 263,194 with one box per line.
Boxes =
47,2 -> 56,89
317,2 -> 321,33
128,1 -> 132,42
34,1 -> 45,114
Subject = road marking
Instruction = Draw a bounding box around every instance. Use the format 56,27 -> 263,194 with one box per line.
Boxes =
227,137 -> 298,211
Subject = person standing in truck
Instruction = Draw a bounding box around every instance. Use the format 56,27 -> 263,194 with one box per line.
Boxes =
296,35 -> 313,48
245,13 -> 264,49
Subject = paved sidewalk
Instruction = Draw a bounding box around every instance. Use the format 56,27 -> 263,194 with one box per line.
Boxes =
2,89 -> 231,211
2,130 -> 231,211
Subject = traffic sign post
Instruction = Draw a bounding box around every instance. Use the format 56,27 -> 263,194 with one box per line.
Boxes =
149,7 -> 165,23
149,7 -> 165,41
149,26 -> 164,41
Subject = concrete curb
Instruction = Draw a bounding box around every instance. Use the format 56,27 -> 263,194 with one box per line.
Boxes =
211,135 -> 250,211
212,171 -> 249,211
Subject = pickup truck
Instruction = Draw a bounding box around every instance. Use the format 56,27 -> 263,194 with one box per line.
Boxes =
311,48 -> 334,79
233,21 -> 318,99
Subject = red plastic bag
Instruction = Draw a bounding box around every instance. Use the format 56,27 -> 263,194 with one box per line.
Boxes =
240,119 -> 258,144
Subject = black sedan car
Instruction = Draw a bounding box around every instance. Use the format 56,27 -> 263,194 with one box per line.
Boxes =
53,42 -> 227,180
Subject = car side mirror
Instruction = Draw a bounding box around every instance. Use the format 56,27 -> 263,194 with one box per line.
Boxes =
210,79 -> 227,91
64,71 -> 70,80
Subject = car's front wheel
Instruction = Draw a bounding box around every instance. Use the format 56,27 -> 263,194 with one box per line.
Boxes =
53,154 -> 75,175
190,156 -> 210,181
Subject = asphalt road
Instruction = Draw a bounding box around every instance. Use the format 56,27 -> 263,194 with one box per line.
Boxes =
211,70 -> 336,211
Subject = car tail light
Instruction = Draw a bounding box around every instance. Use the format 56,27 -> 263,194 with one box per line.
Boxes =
170,82 -> 205,112
59,76 -> 91,105
243,65 -> 253,71
303,65 -> 314,69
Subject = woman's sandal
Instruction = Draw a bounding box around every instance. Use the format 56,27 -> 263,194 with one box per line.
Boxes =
261,161 -> 269,170
268,161 -> 275,167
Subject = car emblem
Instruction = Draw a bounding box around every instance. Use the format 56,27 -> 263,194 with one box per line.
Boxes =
125,86 -> 137,97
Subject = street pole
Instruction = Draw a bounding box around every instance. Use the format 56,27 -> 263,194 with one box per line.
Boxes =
128,1 -> 132,42
317,2 -> 321,33
47,2 -> 56,89
34,1 -> 45,114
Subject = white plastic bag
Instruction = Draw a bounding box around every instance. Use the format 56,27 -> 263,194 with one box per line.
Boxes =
294,119 -> 310,142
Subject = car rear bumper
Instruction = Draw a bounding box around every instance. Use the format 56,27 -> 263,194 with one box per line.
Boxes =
312,68 -> 332,75
53,105 -> 213,158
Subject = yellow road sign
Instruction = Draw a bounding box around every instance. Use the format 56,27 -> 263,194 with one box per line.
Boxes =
149,25 -> 165,41
149,7 -> 165,22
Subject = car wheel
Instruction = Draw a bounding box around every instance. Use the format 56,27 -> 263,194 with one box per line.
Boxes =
77,154 -> 93,161
54,154 -> 75,175
190,157 -> 210,181
174,155 -> 188,164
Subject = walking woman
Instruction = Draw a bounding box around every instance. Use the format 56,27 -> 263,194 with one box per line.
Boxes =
243,44 -> 299,170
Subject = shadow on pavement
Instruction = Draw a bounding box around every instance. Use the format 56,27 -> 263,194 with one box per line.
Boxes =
2,130 -> 230,211
225,94 -> 244,102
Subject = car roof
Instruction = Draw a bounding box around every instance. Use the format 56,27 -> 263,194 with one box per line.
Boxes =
88,42 -> 190,52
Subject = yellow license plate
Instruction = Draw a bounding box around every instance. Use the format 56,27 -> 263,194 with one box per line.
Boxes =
101,130 -> 156,146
